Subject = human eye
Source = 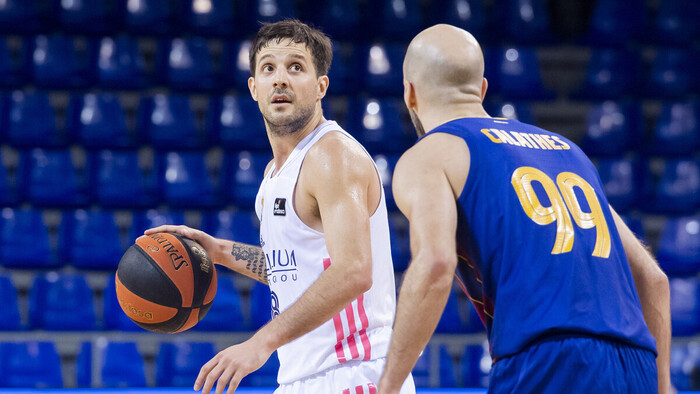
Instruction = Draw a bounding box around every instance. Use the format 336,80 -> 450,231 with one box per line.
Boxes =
262,64 -> 273,72
290,63 -> 302,72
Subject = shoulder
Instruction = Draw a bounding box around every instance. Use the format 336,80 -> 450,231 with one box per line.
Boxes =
395,132 -> 470,197
304,130 -> 375,180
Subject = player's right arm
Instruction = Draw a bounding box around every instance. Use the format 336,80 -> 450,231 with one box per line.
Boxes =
610,207 -> 671,394
143,226 -> 268,285
379,134 -> 468,393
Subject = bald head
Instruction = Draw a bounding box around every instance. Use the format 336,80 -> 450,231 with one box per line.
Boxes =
404,24 -> 485,102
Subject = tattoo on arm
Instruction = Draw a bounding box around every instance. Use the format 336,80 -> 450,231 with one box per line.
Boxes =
231,243 -> 268,284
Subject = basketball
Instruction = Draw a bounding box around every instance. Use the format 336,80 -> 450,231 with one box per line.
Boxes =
115,232 -> 217,333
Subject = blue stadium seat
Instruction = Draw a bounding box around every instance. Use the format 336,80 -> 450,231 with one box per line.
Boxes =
21,148 -> 88,206
0,342 -> 63,388
68,93 -> 133,148
221,40 -> 252,89
250,281 -> 271,329
388,215 -> 410,272
439,346 -> 457,388
182,0 -> 236,36
436,289 -> 465,333
0,36 -> 29,87
76,342 -> 92,387
621,214 -> 646,241
643,159 -> 700,214
0,150 -> 18,206
202,210 -> 260,246
375,0 -> 423,41
485,101 -> 535,125
139,94 -> 203,149
650,101 -> 700,156
157,342 -> 216,387
486,47 -> 552,100
429,0 -> 487,42
242,0 -> 296,27
0,276 -> 20,330
580,101 -> 639,156
374,154 -> 399,209
586,0 -> 647,46
241,353 -> 280,387
412,346 -> 432,387
657,216 -> 700,277
670,277 -> 700,336
100,341 -> 147,387
327,42 -> 359,95
348,98 -> 411,154
576,49 -> 642,100
496,0 -> 553,44
0,208 -> 57,269
6,91 -> 62,147
59,0 -> 116,34
125,0 -> 174,35
60,209 -> 126,270
132,209 -> 185,234
223,151 -> 271,209
209,94 -> 267,150
166,37 -> 216,91
462,343 -> 490,388
670,342 -> 700,391
363,43 -> 406,97
29,273 -> 95,330
653,0 -> 699,45
194,274 -> 246,331
595,157 -> 639,213
103,274 -> 141,332
311,0 -> 361,41
97,37 -> 148,89
159,150 -> 220,208
32,34 -> 95,88
0,0 -> 44,33
646,49 -> 697,99
92,150 -> 157,207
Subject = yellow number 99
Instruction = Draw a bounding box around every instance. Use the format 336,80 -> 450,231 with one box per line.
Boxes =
511,167 -> 611,258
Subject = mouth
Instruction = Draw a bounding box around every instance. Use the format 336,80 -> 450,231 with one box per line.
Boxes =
271,95 -> 291,105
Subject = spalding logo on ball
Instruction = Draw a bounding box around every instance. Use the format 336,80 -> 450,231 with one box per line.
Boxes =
115,232 -> 217,333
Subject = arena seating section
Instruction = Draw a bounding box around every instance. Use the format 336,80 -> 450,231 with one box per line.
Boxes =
0,0 -> 698,389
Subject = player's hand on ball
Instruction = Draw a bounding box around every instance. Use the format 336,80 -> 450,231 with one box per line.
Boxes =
194,335 -> 273,394
143,225 -> 221,264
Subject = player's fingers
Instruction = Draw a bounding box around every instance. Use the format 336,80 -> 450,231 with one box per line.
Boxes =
194,356 -> 219,391
200,365 -> 224,394
225,371 -> 245,394
144,224 -> 192,237
215,369 -> 233,394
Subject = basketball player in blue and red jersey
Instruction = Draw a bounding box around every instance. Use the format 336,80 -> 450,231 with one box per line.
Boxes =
378,24 -> 671,393
146,19 -> 414,394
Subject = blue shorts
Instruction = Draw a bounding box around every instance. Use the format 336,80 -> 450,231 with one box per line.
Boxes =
488,335 -> 657,393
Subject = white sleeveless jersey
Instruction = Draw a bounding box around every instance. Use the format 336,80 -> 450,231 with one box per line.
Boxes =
254,120 -> 397,384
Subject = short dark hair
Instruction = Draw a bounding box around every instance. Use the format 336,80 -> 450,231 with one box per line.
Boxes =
249,19 -> 333,77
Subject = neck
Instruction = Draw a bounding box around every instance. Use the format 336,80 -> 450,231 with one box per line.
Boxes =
420,100 -> 490,134
267,109 -> 327,170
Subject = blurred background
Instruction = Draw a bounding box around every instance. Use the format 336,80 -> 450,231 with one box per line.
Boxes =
0,0 -> 698,390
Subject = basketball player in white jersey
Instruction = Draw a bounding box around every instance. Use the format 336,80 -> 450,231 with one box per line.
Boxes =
145,19 -> 415,394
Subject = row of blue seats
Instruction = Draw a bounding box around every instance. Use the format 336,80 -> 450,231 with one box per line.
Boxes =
3,146 -> 700,213
0,340 -> 279,388
2,90 -> 699,154
2,34 -> 699,99
5,335 -> 700,389
0,0 -> 697,46
0,272 -> 486,333
0,93 -> 415,151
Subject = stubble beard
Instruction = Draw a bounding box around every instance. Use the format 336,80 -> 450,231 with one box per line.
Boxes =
262,100 -> 316,137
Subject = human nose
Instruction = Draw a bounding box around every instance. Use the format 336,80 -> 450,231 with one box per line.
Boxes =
272,67 -> 288,89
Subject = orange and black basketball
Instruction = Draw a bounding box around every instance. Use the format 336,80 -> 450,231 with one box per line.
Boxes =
115,233 -> 217,333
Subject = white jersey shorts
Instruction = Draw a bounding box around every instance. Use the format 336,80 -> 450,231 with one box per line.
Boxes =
273,357 -> 416,394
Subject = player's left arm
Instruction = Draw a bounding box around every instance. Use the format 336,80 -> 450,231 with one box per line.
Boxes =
610,207 -> 672,394
194,134 -> 377,394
